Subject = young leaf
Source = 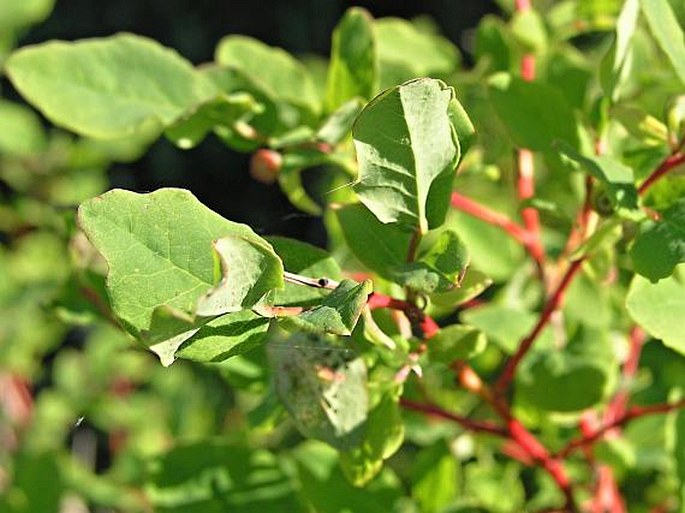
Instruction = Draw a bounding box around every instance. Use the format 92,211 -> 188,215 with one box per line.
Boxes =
286,279 -> 372,336
391,230 -> 469,294
626,265 -> 685,355
268,331 -> 368,450
640,0 -> 685,86
630,198 -> 685,281
164,92 -> 263,149
488,73 -> 579,151
353,78 -> 460,233
6,33 -> 216,139
558,144 -> 638,211
78,188 -> 283,343
325,7 -> 377,112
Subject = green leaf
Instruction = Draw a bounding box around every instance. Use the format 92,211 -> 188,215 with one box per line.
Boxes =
376,18 -> 460,88
461,304 -> 554,354
145,441 -> 300,513
601,0 -> 639,101
630,198 -> 685,281
317,98 -> 364,146
175,310 -> 270,363
640,0 -> 685,86
325,7 -> 377,112
6,33 -> 216,139
214,35 -> 319,114
268,236 -> 342,307
164,92 -> 263,149
196,235 -> 284,316
676,408 -> 685,510
612,105 -> 668,146
268,331 -> 368,450
391,230 -> 469,294
353,78 -> 460,233
626,265 -> 685,354
411,440 -> 459,513
0,100 -> 46,156
286,279 -> 372,336
293,441 -> 402,512
335,202 -> 413,280
516,327 -> 616,412
488,73 -> 579,151
475,15 -> 511,72
78,188 -> 283,346
430,324 -> 487,363
340,391 -> 404,486
511,9 -> 548,52
558,144 -> 638,211
0,0 -> 54,33
429,269 -> 493,308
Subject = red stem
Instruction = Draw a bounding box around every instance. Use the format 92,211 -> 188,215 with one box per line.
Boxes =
496,258 -> 585,393
638,151 -> 685,195
399,398 -> 507,436
557,399 -> 685,458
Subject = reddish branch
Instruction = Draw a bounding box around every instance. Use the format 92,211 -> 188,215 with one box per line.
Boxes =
367,292 -> 439,338
557,399 -> 685,458
450,192 -> 545,270
638,150 -> 685,195
495,258 -> 585,393
399,398 -> 507,437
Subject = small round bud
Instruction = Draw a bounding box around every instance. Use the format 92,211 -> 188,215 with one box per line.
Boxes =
249,149 -> 283,184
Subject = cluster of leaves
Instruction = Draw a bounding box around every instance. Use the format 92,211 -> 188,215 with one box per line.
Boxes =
2,0 -> 685,512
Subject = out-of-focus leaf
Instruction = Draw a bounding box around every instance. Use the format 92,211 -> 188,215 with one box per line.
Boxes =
6,33 -> 216,139
640,0 -> 685,86
488,73 -> 579,151
430,324 -> 487,363
325,7 -> 377,112
626,265 -> 685,355
0,100 -> 46,156
630,198 -> 685,281
145,440 -> 300,513
411,440 -> 459,513
340,390 -> 404,486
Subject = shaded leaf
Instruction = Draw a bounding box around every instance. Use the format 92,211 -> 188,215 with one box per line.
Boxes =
411,440 -> 459,513
630,198 -> 685,281
268,331 -> 368,450
317,98 -> 364,146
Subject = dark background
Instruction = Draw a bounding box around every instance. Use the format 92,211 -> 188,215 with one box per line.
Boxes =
20,0 -> 499,243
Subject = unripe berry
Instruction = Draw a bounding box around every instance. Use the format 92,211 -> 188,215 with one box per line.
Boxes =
249,149 -> 282,184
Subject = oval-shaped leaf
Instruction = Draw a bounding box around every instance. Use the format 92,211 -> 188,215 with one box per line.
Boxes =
353,78 -> 460,233
6,33 -> 216,139
78,188 -> 284,342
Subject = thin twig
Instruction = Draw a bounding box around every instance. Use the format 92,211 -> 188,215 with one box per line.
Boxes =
399,398 -> 507,437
